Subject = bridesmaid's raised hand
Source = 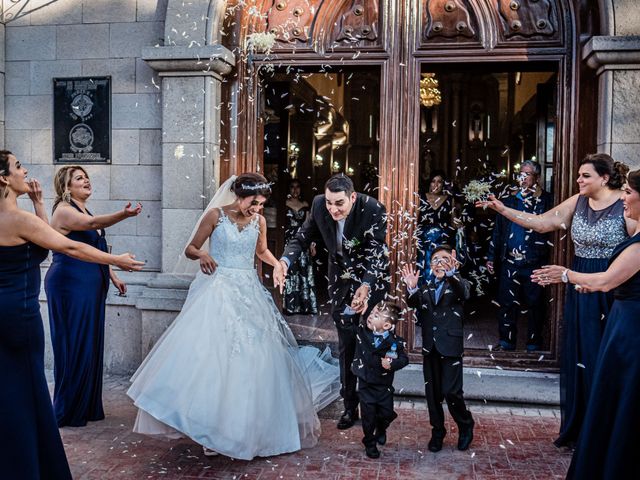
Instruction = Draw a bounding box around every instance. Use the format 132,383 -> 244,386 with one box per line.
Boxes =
124,202 -> 143,217
476,194 -> 505,213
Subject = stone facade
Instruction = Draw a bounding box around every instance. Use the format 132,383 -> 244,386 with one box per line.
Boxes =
0,0 -> 638,373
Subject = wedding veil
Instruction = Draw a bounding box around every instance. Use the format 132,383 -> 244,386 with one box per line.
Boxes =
171,175 -> 237,275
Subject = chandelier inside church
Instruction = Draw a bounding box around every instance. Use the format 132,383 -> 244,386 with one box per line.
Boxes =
420,73 -> 442,108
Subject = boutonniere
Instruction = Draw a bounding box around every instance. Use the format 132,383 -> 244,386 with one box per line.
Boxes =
343,237 -> 361,250
340,268 -> 356,280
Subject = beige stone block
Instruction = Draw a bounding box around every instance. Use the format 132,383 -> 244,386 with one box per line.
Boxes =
135,200 -> 162,237
28,0 -> 83,25
162,142 -> 206,209
110,165 -> 161,201
135,58 -> 160,94
104,304 -> 142,375
612,70 -> 640,143
112,129 -> 140,165
83,0 -> 137,24
5,129 -> 32,163
6,26 -> 56,61
139,129 -> 162,165
56,23 -> 110,59
6,95 -> 52,129
5,61 -> 30,95
110,22 -> 164,58
82,58 -> 136,94
137,0 -> 169,22
110,234 -> 161,270
31,129 -> 53,164
161,76 -> 205,144
112,93 -> 161,129
30,60 -> 82,95
161,208 -> 202,272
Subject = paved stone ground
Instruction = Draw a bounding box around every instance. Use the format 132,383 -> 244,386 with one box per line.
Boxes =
59,375 -> 572,479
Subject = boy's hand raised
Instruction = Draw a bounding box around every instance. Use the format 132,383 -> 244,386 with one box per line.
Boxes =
401,265 -> 419,290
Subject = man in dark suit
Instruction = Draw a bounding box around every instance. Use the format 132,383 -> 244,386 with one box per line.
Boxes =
280,174 -> 389,430
402,245 -> 474,452
486,160 -> 553,351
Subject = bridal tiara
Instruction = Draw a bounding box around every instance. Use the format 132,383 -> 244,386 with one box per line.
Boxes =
238,182 -> 273,191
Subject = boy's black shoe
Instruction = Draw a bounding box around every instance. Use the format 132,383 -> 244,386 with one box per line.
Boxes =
375,430 -> 387,446
365,445 -> 380,459
337,410 -> 358,430
457,422 -> 474,451
428,435 -> 444,452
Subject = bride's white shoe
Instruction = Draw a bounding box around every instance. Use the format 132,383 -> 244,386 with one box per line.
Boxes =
202,446 -> 219,457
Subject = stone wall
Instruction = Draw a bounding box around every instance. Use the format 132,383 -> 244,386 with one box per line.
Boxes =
4,0 -> 167,271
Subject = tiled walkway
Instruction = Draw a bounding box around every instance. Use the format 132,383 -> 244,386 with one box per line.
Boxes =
60,376 -> 571,479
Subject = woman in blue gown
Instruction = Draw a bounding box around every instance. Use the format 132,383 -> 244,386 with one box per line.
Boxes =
478,154 -> 634,447
0,151 -> 143,479
45,165 -> 141,426
533,169 -> 640,479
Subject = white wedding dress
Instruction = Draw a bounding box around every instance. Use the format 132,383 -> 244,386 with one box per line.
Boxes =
127,210 -> 340,460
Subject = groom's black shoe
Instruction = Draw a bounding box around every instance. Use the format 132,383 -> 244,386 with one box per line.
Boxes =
375,429 -> 387,446
337,410 -> 358,430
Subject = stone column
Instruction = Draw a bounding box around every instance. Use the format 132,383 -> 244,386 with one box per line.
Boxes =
136,44 -> 234,357
583,36 -> 640,170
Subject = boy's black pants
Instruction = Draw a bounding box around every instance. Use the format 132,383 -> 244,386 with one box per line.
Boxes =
358,380 -> 398,447
423,347 -> 474,437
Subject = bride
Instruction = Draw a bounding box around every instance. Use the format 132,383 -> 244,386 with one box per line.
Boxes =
127,173 -> 340,460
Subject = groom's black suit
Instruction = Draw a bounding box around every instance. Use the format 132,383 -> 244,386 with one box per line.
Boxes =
282,193 -> 390,412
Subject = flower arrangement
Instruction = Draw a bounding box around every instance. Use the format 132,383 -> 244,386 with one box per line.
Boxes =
343,238 -> 362,250
245,32 -> 277,55
462,179 -> 492,203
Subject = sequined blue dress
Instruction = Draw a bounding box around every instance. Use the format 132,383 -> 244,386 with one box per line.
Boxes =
127,210 -> 340,460
0,242 -> 72,479
283,206 -> 317,315
567,233 -> 640,479
556,195 -> 628,447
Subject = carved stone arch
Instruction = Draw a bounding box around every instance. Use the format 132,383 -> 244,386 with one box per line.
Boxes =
163,0 -> 228,46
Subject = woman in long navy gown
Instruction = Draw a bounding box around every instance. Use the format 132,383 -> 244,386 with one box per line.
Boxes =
0,151 -> 143,479
479,154 -> 634,447
533,169 -> 640,479
45,165 -> 141,426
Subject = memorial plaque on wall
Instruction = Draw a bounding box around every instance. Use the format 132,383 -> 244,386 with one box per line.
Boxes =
53,77 -> 111,163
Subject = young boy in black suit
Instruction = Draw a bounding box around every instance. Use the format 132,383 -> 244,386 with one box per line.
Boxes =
401,244 -> 475,452
351,301 -> 409,459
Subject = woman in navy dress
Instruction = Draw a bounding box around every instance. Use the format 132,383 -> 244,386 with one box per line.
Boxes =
45,165 -> 141,427
534,169 -> 640,479
478,154 -> 634,447
0,151 -> 143,479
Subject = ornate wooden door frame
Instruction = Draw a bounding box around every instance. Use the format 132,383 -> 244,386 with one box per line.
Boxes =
222,0 -> 594,369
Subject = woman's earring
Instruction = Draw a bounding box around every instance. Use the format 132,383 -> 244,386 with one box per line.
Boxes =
601,181 -> 606,186
62,190 -> 71,203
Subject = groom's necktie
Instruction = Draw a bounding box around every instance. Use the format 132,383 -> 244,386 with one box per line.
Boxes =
336,219 -> 345,257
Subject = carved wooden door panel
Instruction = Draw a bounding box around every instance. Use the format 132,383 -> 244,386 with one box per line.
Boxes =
225,0 -> 579,368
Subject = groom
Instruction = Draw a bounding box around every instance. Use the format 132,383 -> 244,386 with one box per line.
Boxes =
280,174 -> 390,429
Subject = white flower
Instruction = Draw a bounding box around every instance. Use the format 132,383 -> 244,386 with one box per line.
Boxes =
245,32 -> 277,55
462,180 -> 492,203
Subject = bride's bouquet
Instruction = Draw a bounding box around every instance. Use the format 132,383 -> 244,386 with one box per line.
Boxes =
462,179 -> 492,203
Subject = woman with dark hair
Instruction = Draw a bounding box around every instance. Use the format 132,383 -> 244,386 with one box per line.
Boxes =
127,173 -> 340,460
533,170 -> 640,479
0,151 -> 143,479
283,179 -> 317,315
45,165 -> 142,427
417,171 -> 462,284
478,153 -> 635,448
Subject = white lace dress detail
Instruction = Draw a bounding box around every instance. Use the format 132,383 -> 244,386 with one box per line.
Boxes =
127,211 -> 340,460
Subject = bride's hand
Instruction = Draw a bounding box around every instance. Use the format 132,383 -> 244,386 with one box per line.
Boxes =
198,252 -> 217,275
273,264 -> 286,294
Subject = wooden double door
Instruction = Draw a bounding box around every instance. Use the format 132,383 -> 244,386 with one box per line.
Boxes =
221,0 -> 598,369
